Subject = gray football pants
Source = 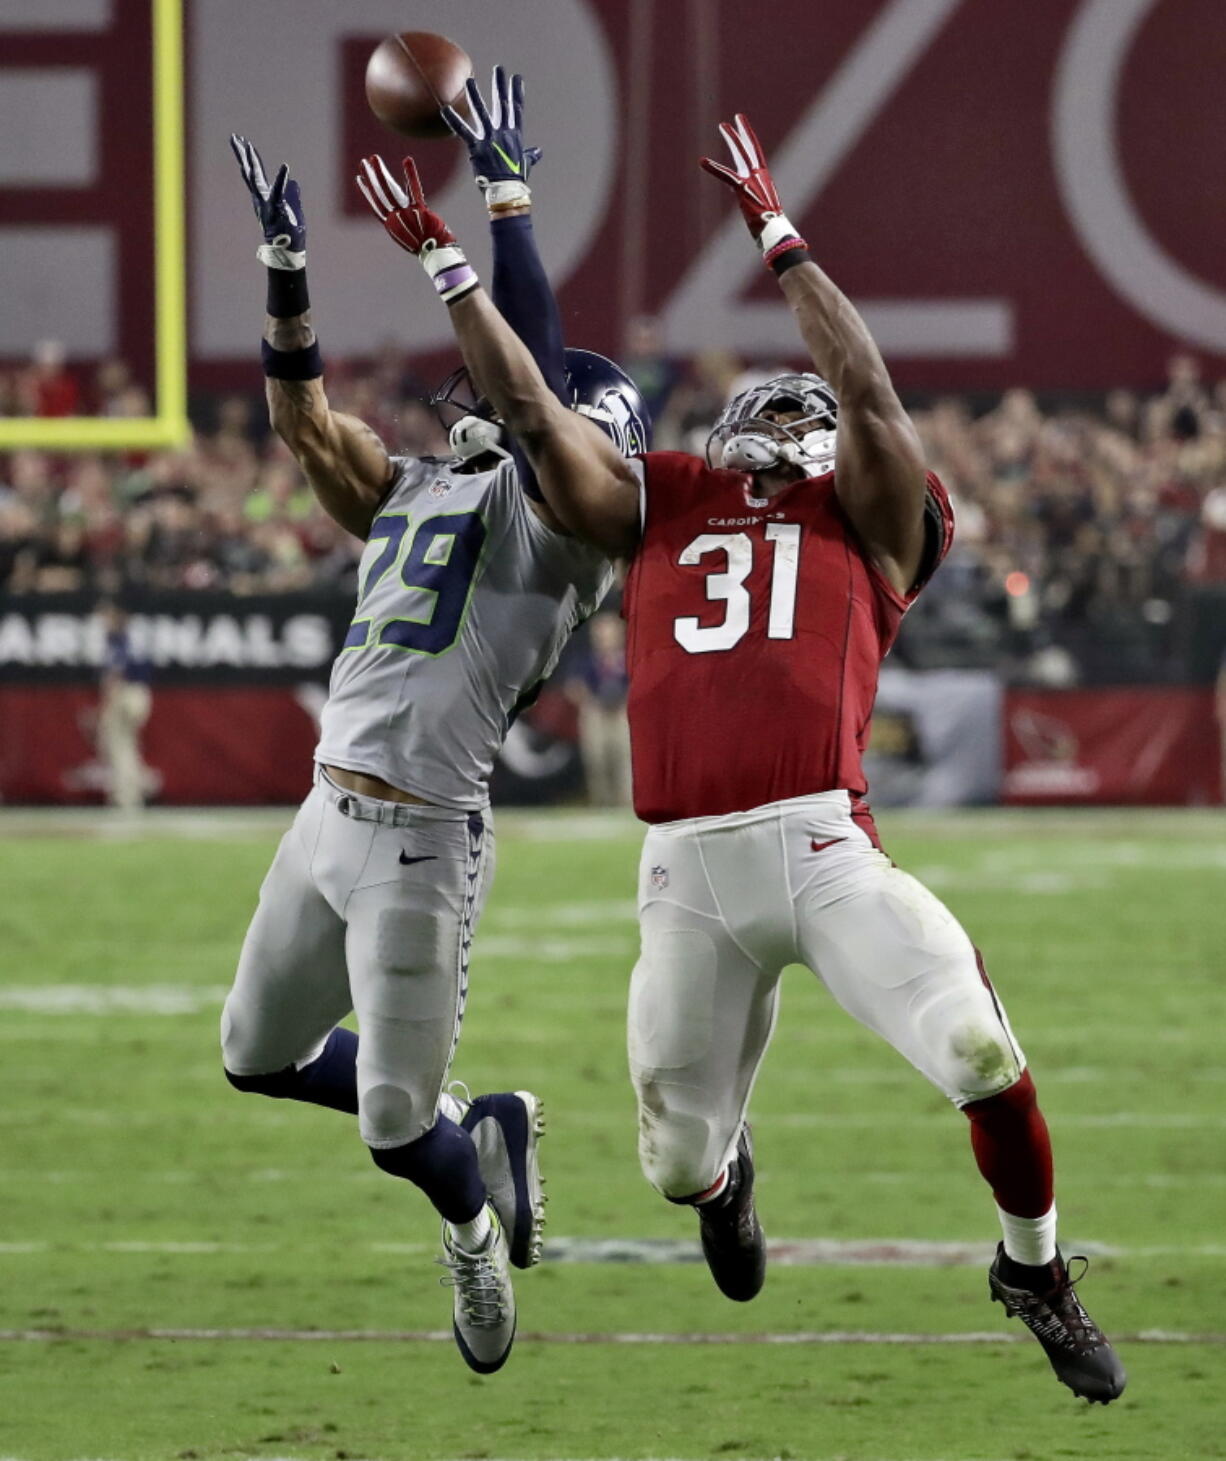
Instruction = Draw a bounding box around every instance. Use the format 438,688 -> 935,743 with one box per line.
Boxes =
221,770 -> 494,1149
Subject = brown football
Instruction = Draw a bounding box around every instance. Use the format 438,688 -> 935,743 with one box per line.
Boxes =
365,31 -> 473,139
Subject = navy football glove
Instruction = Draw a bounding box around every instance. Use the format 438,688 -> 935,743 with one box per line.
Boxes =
230,134 -> 306,269
442,66 -> 542,213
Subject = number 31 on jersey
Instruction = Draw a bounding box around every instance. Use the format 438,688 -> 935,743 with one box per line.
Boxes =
674,523 -> 801,653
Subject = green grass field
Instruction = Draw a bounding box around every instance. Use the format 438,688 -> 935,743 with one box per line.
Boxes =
1,806 -> 1223,1461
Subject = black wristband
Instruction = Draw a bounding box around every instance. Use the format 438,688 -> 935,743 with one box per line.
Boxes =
266,265 -> 310,319
770,246 -> 812,278
261,338 -> 323,380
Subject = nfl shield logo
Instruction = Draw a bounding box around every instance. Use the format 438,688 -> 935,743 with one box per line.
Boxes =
650,865 -> 669,890
428,476 -> 453,499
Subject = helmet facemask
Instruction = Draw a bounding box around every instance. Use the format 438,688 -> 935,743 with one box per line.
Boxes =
429,366 -> 511,464
708,373 -> 838,477
430,352 -> 652,465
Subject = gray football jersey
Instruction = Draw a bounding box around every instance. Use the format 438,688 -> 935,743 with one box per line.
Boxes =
316,454 -> 612,808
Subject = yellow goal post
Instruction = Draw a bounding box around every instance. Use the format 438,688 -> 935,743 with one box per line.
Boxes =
0,0 -> 188,451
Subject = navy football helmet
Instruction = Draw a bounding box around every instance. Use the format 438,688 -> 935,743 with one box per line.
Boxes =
707,372 -> 838,475
564,349 -> 652,456
431,349 -> 651,462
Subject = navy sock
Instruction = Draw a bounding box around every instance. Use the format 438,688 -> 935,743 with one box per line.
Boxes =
296,1027 -> 358,1114
369,1117 -> 486,1223
225,1027 -> 358,1115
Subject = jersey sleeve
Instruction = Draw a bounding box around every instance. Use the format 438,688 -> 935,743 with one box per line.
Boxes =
637,451 -> 710,534
858,470 -> 955,612
910,471 -> 955,598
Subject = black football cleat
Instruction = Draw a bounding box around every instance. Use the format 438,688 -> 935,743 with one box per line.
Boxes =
989,1243 -> 1127,1403
696,1125 -> 766,1302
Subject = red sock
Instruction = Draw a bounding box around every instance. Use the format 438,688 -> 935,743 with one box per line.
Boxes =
962,1069 -> 1054,1218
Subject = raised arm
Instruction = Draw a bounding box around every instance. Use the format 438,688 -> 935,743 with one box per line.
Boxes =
444,67 -> 566,403
231,136 -> 391,541
701,116 -> 928,594
355,153 -> 640,557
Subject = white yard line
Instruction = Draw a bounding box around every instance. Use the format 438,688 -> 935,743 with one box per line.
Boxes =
1,1236 -> 1224,1262
2,1103 -> 1222,1131
0,1325 -> 1219,1345
2,804 -> 1222,843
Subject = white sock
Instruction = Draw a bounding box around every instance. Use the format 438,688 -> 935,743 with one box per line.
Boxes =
997,1202 -> 1058,1267
449,1205 -> 492,1253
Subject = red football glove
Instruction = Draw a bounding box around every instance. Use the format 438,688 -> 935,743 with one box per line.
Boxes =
355,155 -> 479,302
700,114 -> 807,268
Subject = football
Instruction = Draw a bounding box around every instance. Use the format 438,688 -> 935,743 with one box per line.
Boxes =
365,31 -> 473,139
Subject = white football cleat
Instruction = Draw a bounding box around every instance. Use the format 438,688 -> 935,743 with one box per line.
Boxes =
439,1206 -> 516,1374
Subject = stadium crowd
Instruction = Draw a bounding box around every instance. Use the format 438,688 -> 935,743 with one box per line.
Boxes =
3,340 -> 1226,682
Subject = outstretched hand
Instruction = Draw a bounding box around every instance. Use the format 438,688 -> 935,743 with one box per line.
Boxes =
701,113 -> 807,269
443,65 -> 540,209
355,154 -> 458,256
355,155 -> 479,305
230,134 -> 306,257
699,114 -> 784,239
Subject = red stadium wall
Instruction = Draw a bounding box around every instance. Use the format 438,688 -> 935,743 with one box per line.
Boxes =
7,0 -> 1226,392
1003,688 -> 1223,806
0,686 -> 318,805
2,682 -> 1219,808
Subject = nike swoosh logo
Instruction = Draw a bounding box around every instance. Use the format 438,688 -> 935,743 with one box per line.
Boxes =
399,851 -> 438,866
810,837 -> 846,852
491,143 -> 522,176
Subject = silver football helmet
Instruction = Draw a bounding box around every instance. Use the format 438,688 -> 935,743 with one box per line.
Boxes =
707,372 -> 838,476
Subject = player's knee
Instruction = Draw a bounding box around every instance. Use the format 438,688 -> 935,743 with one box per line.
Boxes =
224,1064 -> 300,1099
220,996 -> 265,1077
360,1081 -> 430,1149
947,1021 -> 1021,1099
636,1083 -> 720,1198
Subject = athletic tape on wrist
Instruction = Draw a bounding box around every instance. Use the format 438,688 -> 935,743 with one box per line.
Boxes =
422,243 -> 480,304
261,338 -> 323,380
482,179 -> 532,212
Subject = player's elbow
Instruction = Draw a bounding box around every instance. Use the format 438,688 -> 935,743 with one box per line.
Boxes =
267,388 -> 327,451
496,381 -> 564,442
836,360 -> 898,416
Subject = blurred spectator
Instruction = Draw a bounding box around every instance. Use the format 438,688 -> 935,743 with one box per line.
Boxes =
96,601 -> 153,812
24,340 -> 80,417
1186,487 -> 1226,584
565,613 -> 632,807
623,314 -> 679,422
1,347 -> 1223,688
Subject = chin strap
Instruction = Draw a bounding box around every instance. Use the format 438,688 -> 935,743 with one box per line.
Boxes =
721,426 -> 837,475
449,414 -> 511,462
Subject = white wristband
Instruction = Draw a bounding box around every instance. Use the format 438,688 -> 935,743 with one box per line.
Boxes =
256,242 -> 306,271
481,179 -> 532,211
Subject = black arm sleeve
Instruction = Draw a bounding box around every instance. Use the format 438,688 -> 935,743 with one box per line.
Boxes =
490,214 -> 568,401
490,214 -> 568,501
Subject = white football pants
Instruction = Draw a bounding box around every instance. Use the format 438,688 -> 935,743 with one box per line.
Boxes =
221,769 -> 494,1148
628,791 -> 1024,1199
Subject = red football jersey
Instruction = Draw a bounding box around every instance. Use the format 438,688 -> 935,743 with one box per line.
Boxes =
622,452 -> 953,823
